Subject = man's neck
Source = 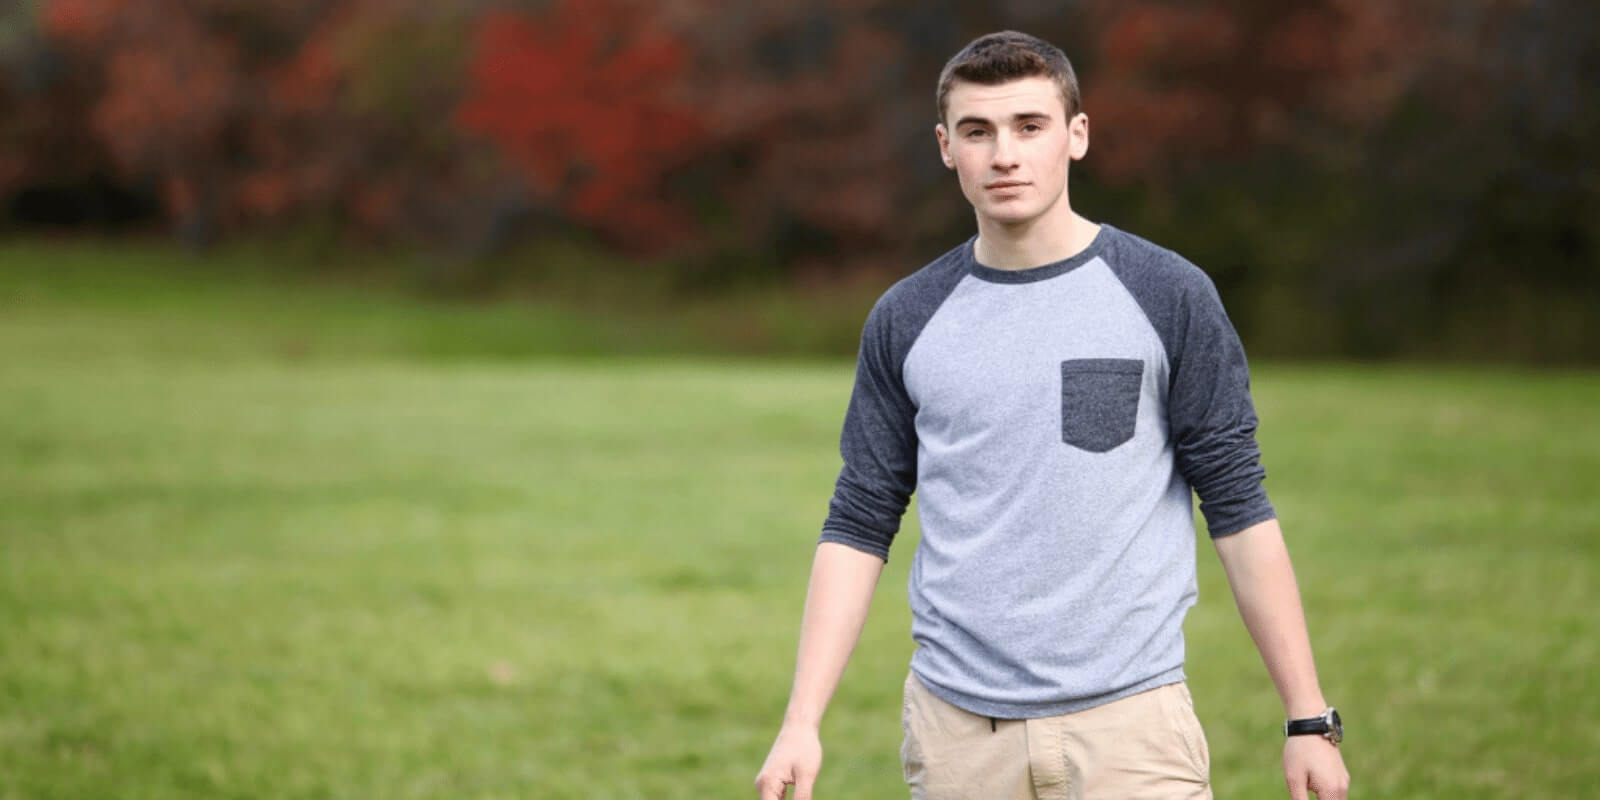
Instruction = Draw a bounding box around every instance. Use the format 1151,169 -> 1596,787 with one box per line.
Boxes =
973,208 -> 1100,271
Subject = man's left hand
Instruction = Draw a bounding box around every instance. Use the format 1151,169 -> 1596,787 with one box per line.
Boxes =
1283,736 -> 1348,799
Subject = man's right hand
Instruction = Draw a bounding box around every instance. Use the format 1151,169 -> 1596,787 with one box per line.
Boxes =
754,723 -> 823,799
755,544 -> 885,798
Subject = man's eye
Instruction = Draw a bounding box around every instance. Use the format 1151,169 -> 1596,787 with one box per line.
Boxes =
964,129 -> 989,139
1022,124 -> 1042,133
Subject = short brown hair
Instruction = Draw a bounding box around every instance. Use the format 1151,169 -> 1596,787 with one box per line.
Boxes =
936,31 -> 1081,124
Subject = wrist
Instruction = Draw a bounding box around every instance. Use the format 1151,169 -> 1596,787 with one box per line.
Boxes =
783,710 -> 823,731
1286,700 -> 1324,720
1285,695 -> 1328,719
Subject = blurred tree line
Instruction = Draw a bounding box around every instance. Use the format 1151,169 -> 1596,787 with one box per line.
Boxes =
1,0 -> 1595,361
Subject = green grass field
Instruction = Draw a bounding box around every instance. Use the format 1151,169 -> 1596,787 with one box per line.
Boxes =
2,242 -> 1597,798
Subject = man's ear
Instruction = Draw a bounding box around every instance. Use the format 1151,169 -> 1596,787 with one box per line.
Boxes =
936,124 -> 954,169
1068,113 -> 1090,162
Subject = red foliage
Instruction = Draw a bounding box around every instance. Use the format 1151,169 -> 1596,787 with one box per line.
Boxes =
40,0 -> 134,42
34,0 -> 493,242
663,3 -> 922,260
456,2 -> 705,251
1083,0 -> 1438,183
268,30 -> 342,116
25,0 -> 945,255
40,0 -> 342,234
92,23 -> 236,171
457,0 -> 923,257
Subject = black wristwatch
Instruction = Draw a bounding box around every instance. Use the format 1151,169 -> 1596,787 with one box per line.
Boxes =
1285,707 -> 1343,745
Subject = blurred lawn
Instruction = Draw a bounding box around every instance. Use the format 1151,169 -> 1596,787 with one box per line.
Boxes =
1,241 -> 1597,798
0,238 -> 878,362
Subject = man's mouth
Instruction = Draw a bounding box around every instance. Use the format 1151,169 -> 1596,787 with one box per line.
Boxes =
986,181 -> 1029,190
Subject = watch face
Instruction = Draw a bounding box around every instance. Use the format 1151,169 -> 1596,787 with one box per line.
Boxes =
1328,708 -> 1343,743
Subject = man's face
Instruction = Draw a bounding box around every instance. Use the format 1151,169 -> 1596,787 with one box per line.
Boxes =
936,76 -> 1089,227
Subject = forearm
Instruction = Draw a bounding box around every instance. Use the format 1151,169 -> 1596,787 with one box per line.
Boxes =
1212,519 -> 1328,718
781,542 -> 887,729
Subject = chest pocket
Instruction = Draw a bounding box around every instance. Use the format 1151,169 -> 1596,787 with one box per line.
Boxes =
1060,358 -> 1144,452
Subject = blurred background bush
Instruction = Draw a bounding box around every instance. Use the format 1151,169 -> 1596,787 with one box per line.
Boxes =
1,0 -> 1595,361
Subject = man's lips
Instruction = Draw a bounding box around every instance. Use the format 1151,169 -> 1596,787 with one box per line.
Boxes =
985,181 -> 1029,190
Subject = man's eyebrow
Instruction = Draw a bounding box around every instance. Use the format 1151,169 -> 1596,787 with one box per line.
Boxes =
953,111 -> 1054,127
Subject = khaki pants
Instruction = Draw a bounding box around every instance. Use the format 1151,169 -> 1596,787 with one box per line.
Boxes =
900,672 -> 1212,800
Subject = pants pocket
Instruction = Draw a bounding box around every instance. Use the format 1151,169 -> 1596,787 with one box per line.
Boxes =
1060,358 -> 1144,452
1162,683 -> 1211,781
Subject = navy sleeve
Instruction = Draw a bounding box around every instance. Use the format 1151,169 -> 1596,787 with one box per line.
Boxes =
818,296 -> 919,560
1105,231 -> 1276,537
816,246 -> 970,559
1165,270 -> 1277,537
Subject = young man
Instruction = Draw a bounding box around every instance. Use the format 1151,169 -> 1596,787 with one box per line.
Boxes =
755,31 -> 1350,800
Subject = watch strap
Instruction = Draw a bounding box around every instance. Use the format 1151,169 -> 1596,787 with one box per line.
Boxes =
1284,707 -> 1342,744
1285,717 -> 1330,736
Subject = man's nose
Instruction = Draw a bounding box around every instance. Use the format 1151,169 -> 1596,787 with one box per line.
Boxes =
992,132 -> 1019,170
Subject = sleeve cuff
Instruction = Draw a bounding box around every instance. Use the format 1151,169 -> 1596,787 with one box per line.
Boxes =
1206,507 -> 1278,539
818,528 -> 891,561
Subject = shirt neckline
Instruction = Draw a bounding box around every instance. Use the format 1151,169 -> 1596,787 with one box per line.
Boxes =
965,223 -> 1113,284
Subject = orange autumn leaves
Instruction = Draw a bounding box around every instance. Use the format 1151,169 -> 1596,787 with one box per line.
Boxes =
22,0 -> 1476,252
456,3 -> 704,248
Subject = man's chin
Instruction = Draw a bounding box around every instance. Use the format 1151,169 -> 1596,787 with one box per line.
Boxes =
979,206 -> 1040,227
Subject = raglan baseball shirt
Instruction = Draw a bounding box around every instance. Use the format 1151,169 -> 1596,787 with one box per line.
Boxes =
819,223 -> 1276,720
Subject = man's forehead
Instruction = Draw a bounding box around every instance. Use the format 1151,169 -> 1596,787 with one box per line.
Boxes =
946,76 -> 1065,120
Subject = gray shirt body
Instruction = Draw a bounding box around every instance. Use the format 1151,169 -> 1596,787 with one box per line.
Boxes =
820,224 -> 1275,719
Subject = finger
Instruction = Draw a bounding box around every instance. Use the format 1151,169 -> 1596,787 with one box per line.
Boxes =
1313,773 -> 1350,800
793,766 -> 817,800
1286,771 -> 1309,800
754,772 -> 788,800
